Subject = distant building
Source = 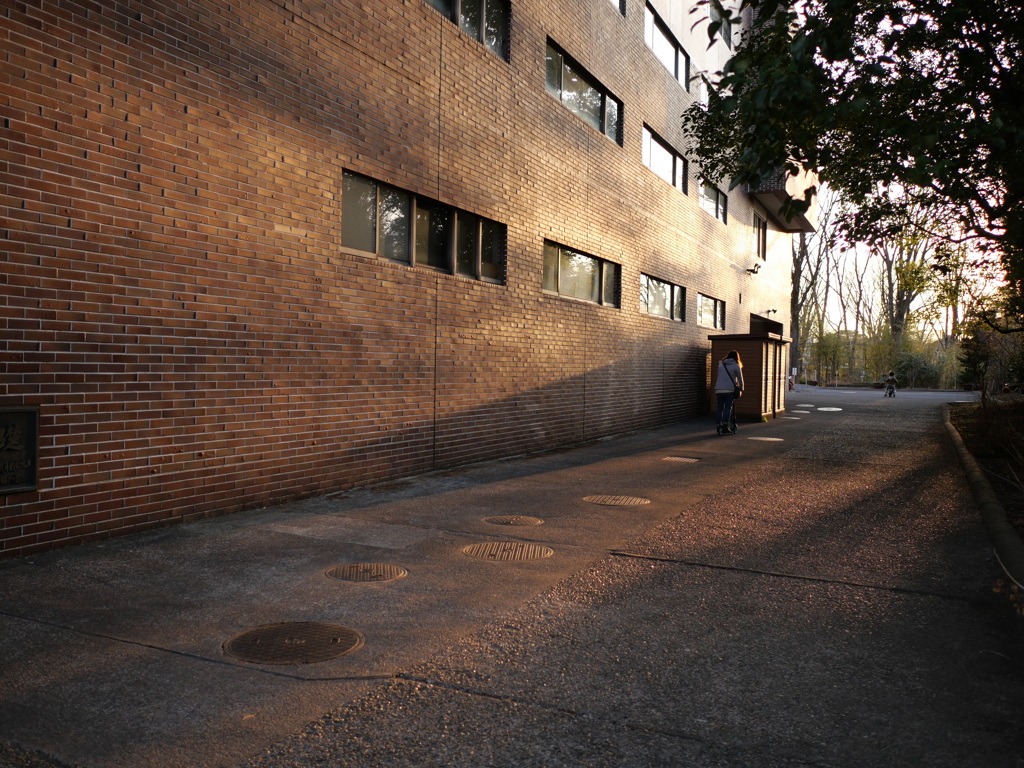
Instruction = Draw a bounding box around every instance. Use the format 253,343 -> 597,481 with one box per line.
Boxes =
0,0 -> 811,557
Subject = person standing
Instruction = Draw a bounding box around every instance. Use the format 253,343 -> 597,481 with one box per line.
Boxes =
715,350 -> 745,435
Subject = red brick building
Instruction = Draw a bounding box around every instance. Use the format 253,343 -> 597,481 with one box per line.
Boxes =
0,0 -> 809,557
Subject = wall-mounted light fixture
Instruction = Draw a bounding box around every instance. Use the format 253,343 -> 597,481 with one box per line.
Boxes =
745,263 -> 761,275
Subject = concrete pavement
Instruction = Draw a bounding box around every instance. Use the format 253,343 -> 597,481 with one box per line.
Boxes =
2,387 -> 1023,768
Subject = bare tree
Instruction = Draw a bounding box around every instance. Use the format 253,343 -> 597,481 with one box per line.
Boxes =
791,189 -> 840,381
831,245 -> 877,380
873,211 -> 935,355
798,194 -> 996,387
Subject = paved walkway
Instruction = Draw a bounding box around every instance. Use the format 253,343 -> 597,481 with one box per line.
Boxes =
1,388 -> 1023,768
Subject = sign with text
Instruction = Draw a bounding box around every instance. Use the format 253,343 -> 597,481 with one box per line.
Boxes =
0,407 -> 39,494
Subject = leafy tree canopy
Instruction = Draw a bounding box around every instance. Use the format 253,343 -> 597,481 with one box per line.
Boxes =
683,0 -> 1024,313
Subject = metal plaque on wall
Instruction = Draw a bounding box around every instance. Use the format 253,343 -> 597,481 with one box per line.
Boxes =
0,407 -> 39,495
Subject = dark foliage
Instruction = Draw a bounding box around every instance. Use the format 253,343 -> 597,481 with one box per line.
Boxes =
684,0 -> 1024,318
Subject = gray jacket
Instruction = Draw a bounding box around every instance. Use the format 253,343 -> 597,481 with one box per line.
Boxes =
715,358 -> 744,393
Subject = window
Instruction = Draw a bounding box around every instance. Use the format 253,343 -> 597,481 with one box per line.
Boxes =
698,293 -> 726,329
642,127 -> 687,193
605,0 -> 626,14
700,183 -> 728,223
697,76 -> 711,109
342,170 -> 505,283
754,213 -> 768,260
543,241 -> 620,307
641,275 -> 685,321
644,4 -> 690,89
457,212 -> 506,281
425,0 -> 510,59
709,1 -> 733,49
414,197 -> 452,270
545,41 -> 623,144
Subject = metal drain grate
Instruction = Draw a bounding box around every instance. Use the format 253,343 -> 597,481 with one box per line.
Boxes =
663,456 -> 699,463
326,563 -> 408,582
483,515 -> 545,526
583,495 -> 651,506
462,541 -> 554,561
223,622 -> 364,665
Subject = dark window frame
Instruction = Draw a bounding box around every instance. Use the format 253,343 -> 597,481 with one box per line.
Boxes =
424,0 -> 511,60
640,274 -> 686,321
754,212 -> 768,260
642,125 -> 688,194
644,3 -> 690,90
700,183 -> 729,223
697,292 -> 726,330
545,40 -> 623,145
709,1 -> 733,50
341,170 -> 506,284
542,240 -> 621,308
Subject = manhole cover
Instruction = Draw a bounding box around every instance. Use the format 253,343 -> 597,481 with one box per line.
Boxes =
782,416 -> 800,419
818,407 -> 843,411
583,495 -> 651,506
664,456 -> 699,463
223,622 -> 364,665
462,541 -> 554,561
483,515 -> 545,526
792,410 -> 811,414
796,403 -> 816,408
326,563 -> 408,582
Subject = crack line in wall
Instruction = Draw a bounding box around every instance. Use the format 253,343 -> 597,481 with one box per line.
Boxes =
432,18 -> 444,469
432,274 -> 440,468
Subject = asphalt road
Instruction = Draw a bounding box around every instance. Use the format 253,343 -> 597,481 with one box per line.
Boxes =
2,387 -> 1022,768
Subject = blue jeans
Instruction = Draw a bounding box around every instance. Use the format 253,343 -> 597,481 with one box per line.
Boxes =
715,392 -> 735,425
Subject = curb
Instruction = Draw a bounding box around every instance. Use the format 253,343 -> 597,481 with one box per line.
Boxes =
942,403 -> 1024,589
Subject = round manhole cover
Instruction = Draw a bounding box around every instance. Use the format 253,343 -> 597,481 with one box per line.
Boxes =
326,563 -> 408,582
795,403 -> 816,408
663,456 -> 699,463
223,622 -> 364,665
462,541 -> 554,561
583,495 -> 651,506
818,407 -> 843,411
483,515 -> 545,526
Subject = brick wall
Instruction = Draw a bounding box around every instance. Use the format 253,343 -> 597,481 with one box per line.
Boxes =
0,0 -> 795,558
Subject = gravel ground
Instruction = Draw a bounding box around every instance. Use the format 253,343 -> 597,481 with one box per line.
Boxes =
4,390 -> 1022,768
244,394 -> 1024,768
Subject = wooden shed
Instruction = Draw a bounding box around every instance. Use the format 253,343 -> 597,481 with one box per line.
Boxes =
709,333 -> 792,422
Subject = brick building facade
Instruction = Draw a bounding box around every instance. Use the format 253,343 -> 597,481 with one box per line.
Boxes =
0,0 -> 808,557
